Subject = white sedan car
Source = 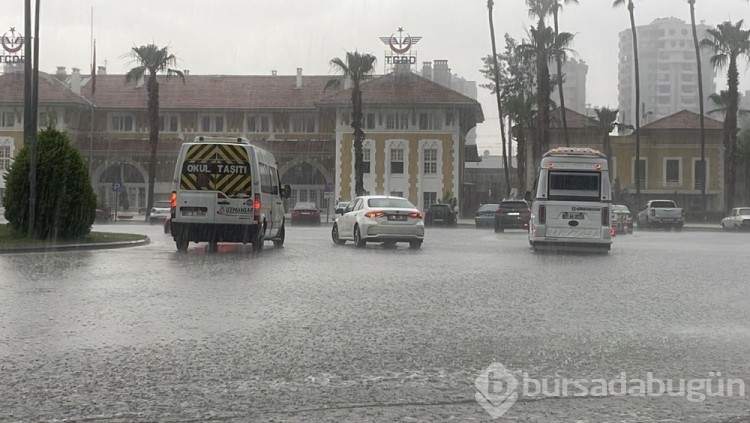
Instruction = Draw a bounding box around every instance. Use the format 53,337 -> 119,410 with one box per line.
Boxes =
332,196 -> 425,249
721,207 -> 750,231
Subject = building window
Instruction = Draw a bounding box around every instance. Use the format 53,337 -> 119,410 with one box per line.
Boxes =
418,112 -> 442,130
111,114 -> 134,132
340,110 -> 351,126
384,112 -> 408,130
445,110 -> 455,126
362,148 -> 371,174
365,113 -> 375,130
200,115 -> 225,132
246,114 -> 270,132
423,148 -> 438,174
159,114 -> 179,132
290,114 -> 316,133
633,158 -> 647,189
390,148 -> 404,174
38,111 -> 49,128
423,192 -> 437,210
0,111 -> 15,128
666,159 -> 680,183
693,159 -> 706,189
0,145 -> 11,172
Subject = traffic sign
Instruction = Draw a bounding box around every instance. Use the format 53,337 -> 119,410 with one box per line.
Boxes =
112,182 -> 122,192
324,182 -> 334,193
324,192 -> 333,199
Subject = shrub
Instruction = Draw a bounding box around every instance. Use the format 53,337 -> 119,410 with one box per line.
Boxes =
2,127 -> 96,239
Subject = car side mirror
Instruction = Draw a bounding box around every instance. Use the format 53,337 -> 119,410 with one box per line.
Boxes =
335,208 -> 344,215
282,184 -> 292,199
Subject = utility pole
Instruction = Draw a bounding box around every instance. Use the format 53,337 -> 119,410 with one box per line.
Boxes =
23,0 -> 40,235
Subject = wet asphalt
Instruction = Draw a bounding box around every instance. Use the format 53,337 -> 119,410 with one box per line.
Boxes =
0,223 -> 748,422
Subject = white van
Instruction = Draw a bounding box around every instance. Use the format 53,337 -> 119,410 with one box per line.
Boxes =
528,147 -> 613,252
169,136 -> 291,252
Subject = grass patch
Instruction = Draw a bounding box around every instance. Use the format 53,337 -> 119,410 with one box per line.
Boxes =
0,224 -> 146,248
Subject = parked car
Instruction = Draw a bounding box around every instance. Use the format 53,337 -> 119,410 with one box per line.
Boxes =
148,201 -> 172,225
611,204 -> 634,234
494,200 -> 531,233
291,202 -> 321,225
424,204 -> 457,227
637,200 -> 684,230
331,195 -> 424,248
334,201 -> 351,215
474,203 -> 500,228
721,207 -> 750,231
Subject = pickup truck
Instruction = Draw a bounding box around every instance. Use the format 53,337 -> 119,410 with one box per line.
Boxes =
637,200 -> 684,230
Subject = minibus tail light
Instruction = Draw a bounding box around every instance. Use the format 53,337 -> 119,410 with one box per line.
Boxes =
170,191 -> 177,208
253,193 -> 261,221
539,205 -> 546,224
602,207 -> 610,226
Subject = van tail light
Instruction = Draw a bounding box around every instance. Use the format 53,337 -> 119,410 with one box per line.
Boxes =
602,207 -> 609,226
253,193 -> 261,222
364,211 -> 385,218
650,209 -> 656,216
539,205 -> 546,224
409,211 -> 423,219
170,191 -> 177,208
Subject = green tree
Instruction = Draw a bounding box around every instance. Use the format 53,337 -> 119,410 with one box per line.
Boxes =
124,44 -> 185,218
613,0 -> 642,209
688,0 -> 708,210
3,127 -> 96,239
593,107 -> 630,175
516,24 -> 575,167
701,20 -> 750,212
487,0 -> 511,198
707,90 -> 750,117
325,51 -> 377,197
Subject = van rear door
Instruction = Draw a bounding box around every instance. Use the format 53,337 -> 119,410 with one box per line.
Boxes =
178,144 -> 217,224
543,170 -> 606,239
212,144 -> 255,225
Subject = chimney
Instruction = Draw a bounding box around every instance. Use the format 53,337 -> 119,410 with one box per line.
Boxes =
421,61 -> 433,80
70,67 -> 82,94
433,59 -> 451,88
296,68 -> 302,88
272,70 -> 277,76
56,66 -> 67,78
97,66 -> 106,75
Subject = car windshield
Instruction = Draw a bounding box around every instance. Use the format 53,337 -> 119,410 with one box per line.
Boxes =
368,198 -> 415,209
4,2 -> 750,422
478,204 -> 499,212
294,202 -> 317,210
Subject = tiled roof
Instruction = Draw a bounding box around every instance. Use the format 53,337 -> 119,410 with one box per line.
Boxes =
642,109 -> 724,130
550,107 -> 597,129
0,72 -> 90,106
316,72 -> 484,121
81,74 -> 336,110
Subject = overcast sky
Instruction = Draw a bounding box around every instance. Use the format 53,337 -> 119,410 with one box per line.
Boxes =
4,0 -> 750,154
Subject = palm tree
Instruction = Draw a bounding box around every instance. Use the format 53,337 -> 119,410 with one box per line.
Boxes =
506,93 -> 536,193
487,0 -> 511,198
550,0 -> 579,147
325,51 -> 377,197
517,25 -> 575,167
688,0 -> 707,210
707,90 -> 750,117
124,44 -> 184,219
701,20 -> 750,212
613,0 -> 641,210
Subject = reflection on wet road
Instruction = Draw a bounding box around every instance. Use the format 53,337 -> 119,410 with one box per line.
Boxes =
1,223 -> 748,421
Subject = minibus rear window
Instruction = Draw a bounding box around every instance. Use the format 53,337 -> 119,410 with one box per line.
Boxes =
548,171 -> 601,201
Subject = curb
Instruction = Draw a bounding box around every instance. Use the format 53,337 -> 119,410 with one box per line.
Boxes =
0,236 -> 150,254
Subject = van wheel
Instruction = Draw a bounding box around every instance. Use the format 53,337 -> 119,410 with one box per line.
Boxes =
273,223 -> 285,248
332,223 -> 346,245
354,225 -> 366,248
176,238 -> 189,252
207,241 -> 219,253
409,240 -> 422,249
494,224 -> 504,233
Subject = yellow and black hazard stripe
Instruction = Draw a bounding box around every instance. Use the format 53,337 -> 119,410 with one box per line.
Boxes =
179,143 -> 252,195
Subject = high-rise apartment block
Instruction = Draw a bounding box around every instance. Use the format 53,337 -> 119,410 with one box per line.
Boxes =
618,17 -> 716,126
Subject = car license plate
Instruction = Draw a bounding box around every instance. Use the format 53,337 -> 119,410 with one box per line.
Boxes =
388,215 -> 407,221
507,212 -> 520,216
662,218 -> 674,222
562,212 -> 585,220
